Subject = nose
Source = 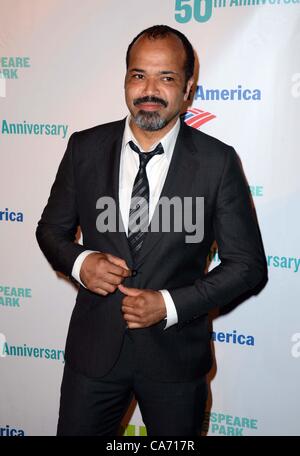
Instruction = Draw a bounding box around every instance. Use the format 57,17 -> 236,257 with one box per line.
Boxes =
142,77 -> 159,97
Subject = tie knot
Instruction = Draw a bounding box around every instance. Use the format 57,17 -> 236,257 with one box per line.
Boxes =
129,140 -> 164,168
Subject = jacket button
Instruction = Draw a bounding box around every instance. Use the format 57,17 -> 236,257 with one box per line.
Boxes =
131,269 -> 138,277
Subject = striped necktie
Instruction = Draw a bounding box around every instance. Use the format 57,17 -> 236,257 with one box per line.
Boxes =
128,140 -> 164,259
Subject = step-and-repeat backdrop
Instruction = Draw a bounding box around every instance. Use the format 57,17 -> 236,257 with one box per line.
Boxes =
1,0 -> 299,436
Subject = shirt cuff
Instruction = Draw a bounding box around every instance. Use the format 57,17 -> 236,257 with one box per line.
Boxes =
159,289 -> 178,330
71,250 -> 98,288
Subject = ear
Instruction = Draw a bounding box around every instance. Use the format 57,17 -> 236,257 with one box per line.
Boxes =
183,78 -> 194,101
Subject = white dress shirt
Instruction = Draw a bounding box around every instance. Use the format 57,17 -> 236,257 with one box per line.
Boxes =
72,116 -> 180,329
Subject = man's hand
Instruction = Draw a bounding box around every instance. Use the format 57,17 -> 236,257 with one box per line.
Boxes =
118,284 -> 167,329
80,252 -> 131,295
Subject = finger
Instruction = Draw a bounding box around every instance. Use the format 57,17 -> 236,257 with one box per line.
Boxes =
106,254 -> 130,271
105,262 -> 132,278
122,295 -> 139,308
103,272 -> 123,286
96,259 -> 130,279
123,312 -> 142,324
127,322 -> 143,329
118,284 -> 142,296
121,296 -> 133,306
122,305 -> 141,317
98,281 -> 117,294
93,287 -> 109,296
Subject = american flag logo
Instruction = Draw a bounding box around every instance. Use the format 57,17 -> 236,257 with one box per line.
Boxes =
183,108 -> 216,129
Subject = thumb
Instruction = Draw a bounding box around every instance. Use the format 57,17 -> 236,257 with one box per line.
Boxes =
118,283 -> 142,297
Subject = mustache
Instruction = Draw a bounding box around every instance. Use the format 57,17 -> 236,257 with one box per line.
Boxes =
133,96 -> 168,108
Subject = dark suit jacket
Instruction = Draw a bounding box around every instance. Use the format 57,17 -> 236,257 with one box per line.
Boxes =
36,117 -> 267,381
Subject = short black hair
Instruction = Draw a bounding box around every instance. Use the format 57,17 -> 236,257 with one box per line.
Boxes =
126,25 -> 195,85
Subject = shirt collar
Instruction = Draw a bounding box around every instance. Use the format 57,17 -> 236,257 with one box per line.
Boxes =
123,115 -> 180,162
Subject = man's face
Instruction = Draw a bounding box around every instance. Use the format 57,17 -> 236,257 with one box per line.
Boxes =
125,34 -> 193,132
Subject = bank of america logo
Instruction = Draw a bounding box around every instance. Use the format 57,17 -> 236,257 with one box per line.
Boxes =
183,108 -> 216,129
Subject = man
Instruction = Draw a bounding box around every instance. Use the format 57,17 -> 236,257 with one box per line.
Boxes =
36,25 -> 267,436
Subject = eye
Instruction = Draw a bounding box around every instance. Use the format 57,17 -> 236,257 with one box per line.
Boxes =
132,73 -> 144,80
162,76 -> 174,82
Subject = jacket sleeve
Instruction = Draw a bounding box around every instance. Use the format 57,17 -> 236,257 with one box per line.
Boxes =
168,147 -> 268,327
36,132 -> 86,278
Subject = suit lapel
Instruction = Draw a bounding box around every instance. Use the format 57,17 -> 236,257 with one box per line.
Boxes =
134,120 -> 199,266
95,119 -> 133,267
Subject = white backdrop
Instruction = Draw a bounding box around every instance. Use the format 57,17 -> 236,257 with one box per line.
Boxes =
0,0 -> 299,436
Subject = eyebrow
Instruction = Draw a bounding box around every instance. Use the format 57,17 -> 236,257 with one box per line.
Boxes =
129,68 -> 146,73
129,69 -> 179,75
159,71 -> 178,75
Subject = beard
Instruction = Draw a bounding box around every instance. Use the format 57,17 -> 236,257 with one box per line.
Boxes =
131,96 -> 178,132
133,110 -> 168,131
